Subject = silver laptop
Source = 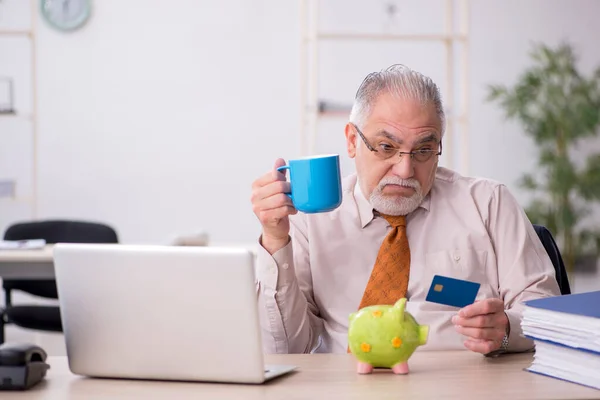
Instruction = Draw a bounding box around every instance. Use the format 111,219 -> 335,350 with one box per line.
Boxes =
53,243 -> 296,384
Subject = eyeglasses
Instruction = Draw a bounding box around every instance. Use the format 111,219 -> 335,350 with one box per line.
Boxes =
351,123 -> 442,163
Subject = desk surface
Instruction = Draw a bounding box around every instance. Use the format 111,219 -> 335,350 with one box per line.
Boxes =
0,245 -> 54,262
13,352 -> 598,399
0,245 -> 55,279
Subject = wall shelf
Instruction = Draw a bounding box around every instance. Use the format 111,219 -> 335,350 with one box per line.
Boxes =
316,33 -> 468,42
0,113 -> 34,121
317,111 -> 351,118
0,197 -> 33,204
0,29 -> 32,37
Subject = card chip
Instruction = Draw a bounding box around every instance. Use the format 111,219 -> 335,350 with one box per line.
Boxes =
434,284 -> 444,292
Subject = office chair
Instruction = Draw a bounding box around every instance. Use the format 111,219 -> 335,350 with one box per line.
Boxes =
0,220 -> 118,344
532,224 -> 571,295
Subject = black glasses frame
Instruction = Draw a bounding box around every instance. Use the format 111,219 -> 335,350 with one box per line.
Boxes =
351,123 -> 442,162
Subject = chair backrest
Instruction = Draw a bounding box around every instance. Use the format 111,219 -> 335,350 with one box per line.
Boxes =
532,224 -> 571,295
4,219 -> 118,244
3,219 -> 119,298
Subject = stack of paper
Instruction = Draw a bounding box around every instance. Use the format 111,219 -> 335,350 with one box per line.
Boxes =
521,291 -> 600,390
0,239 -> 47,250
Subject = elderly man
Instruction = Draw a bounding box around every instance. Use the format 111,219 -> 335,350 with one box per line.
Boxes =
250,64 -> 560,357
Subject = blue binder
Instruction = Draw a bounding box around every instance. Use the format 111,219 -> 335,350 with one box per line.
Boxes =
522,291 -> 600,390
524,290 -> 600,319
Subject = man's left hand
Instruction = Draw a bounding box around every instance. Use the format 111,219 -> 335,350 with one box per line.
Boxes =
451,298 -> 509,355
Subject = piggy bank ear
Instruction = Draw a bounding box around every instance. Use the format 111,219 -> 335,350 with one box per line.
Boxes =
349,312 -> 357,322
393,298 -> 407,319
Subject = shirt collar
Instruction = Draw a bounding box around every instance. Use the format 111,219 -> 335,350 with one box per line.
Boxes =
353,176 -> 432,229
354,178 -> 376,228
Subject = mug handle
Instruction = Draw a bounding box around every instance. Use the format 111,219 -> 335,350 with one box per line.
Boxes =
276,165 -> 293,200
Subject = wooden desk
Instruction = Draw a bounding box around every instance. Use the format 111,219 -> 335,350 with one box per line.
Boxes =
0,245 -> 54,279
15,352 -> 599,399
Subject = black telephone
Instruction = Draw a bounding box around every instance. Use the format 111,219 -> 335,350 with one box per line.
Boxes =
0,342 -> 50,390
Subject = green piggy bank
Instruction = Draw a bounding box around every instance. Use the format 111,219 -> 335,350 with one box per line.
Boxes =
348,298 -> 428,375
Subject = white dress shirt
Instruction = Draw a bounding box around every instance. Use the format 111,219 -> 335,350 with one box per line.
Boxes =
255,167 -> 561,354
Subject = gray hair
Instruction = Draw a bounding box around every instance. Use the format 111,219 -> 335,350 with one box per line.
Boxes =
349,64 -> 445,136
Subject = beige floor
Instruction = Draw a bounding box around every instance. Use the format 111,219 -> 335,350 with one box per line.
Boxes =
4,269 -> 600,356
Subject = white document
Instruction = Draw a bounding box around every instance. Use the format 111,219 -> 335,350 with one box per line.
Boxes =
0,239 -> 47,250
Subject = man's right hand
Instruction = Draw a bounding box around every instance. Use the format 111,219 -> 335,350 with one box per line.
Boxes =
251,158 -> 298,255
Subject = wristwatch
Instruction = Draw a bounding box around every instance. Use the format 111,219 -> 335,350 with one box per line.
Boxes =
499,332 -> 509,351
485,328 -> 510,358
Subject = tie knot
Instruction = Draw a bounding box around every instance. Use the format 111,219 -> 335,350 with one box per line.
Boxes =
382,214 -> 406,227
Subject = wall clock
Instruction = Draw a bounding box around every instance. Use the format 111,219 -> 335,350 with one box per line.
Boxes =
40,0 -> 92,31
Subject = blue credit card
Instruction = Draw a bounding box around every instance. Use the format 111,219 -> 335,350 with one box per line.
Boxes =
425,275 -> 480,308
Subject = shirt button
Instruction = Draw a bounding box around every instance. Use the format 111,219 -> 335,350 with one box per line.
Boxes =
453,254 -> 461,262
282,263 -> 289,270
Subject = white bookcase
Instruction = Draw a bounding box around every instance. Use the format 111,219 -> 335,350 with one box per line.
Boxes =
299,0 -> 470,175
0,0 -> 38,232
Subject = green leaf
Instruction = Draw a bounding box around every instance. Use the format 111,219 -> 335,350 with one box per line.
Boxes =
517,173 -> 539,191
524,199 -> 557,233
486,84 -> 508,102
486,41 -> 600,260
538,148 -> 558,165
575,229 -> 600,255
577,154 -> 600,200
558,203 -> 577,229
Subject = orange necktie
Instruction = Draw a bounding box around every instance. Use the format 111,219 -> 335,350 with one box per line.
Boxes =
358,214 -> 410,309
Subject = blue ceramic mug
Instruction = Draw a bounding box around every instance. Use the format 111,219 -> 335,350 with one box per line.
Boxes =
277,154 -> 343,214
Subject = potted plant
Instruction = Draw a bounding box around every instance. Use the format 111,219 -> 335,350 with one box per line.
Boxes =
487,42 -> 600,277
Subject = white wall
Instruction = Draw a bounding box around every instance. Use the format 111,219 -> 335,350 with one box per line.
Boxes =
33,0 -> 302,245
2,0 -> 600,247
